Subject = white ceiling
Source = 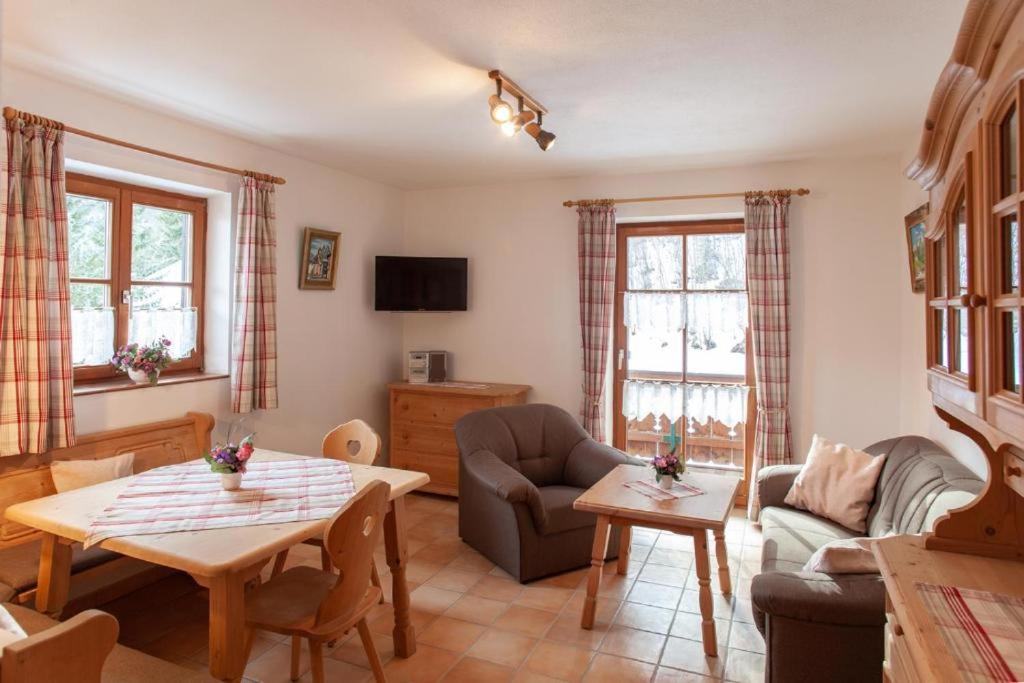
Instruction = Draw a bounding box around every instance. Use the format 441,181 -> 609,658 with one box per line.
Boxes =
3,0 -> 966,189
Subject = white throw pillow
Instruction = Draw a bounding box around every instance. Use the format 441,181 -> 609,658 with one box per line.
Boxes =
50,453 -> 135,493
783,435 -> 886,533
803,537 -> 879,574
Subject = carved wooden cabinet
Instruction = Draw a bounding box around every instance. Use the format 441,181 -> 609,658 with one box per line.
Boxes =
388,382 -> 530,497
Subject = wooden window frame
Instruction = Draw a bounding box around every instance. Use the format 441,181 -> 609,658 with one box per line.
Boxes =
611,219 -> 754,505
68,173 -> 207,384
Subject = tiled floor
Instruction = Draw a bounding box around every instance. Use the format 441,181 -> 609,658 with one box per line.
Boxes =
99,492 -> 765,682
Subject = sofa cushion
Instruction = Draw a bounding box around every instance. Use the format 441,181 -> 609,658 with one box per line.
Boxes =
0,540 -> 119,592
760,507 -> 857,573
536,486 -> 592,535
865,436 -> 983,536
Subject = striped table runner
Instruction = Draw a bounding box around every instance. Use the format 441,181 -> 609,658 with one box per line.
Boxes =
916,582 -> 1024,682
84,458 -> 355,547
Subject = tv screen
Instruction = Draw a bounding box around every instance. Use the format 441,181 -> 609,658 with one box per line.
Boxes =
375,256 -> 468,311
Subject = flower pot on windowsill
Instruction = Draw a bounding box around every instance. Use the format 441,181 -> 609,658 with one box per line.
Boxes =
127,368 -> 160,385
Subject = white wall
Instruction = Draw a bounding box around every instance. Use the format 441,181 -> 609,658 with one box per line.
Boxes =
401,158 -> 909,461
1,65 -> 405,456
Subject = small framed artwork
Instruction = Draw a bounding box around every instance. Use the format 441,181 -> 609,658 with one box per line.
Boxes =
904,203 -> 928,293
300,228 -> 340,290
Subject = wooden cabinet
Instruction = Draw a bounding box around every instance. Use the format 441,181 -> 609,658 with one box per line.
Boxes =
388,382 -> 530,497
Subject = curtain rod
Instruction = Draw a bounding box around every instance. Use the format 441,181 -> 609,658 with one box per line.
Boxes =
3,106 -> 286,185
562,188 -> 810,208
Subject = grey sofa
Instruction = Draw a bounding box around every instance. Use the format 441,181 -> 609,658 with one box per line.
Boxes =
455,404 -> 638,582
752,436 -> 983,683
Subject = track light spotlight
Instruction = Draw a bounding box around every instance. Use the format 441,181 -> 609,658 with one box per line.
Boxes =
525,113 -> 556,151
501,107 -> 535,137
488,82 -> 514,124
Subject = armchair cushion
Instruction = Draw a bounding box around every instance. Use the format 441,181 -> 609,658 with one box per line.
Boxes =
760,506 -> 856,573
536,486 -> 591,535
461,450 -> 547,529
564,439 -> 637,489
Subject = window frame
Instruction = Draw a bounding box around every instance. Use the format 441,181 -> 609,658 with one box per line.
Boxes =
67,173 -> 207,383
612,219 -> 753,505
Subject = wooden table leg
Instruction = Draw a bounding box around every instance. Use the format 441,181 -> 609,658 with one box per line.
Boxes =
692,528 -> 718,656
713,529 -> 732,596
616,524 -> 632,576
581,514 -> 611,630
204,570 -> 248,682
36,533 -> 73,618
385,495 -> 416,658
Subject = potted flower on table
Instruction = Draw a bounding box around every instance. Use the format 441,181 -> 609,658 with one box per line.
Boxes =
204,436 -> 255,490
652,449 -> 685,490
110,337 -> 174,385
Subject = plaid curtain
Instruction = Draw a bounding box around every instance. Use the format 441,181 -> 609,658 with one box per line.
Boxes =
0,119 -> 75,456
745,192 -> 793,518
231,176 -> 278,413
577,202 -> 616,441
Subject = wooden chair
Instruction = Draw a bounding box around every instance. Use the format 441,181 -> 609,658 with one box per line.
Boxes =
1,609 -> 117,683
271,420 -> 385,601
244,480 -> 390,683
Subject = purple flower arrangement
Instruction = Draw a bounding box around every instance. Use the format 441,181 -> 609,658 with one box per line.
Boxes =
110,337 -> 174,383
204,435 -> 255,475
652,450 -> 684,482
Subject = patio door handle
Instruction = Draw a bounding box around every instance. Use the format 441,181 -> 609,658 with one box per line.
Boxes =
617,348 -> 625,370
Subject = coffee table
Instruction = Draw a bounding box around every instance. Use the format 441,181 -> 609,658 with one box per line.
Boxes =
573,464 -> 740,656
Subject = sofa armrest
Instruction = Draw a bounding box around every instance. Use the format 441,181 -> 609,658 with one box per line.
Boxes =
756,464 -> 803,510
751,571 -> 886,629
564,439 -> 642,489
462,451 -> 546,529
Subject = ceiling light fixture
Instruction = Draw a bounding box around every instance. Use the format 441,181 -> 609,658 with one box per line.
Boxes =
487,70 -> 555,152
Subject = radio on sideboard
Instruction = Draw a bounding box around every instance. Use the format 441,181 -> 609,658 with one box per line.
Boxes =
408,351 -> 447,383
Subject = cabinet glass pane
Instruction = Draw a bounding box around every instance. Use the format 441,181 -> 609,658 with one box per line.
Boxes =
954,197 -> 968,295
1002,104 -> 1018,198
627,236 -> 682,290
954,308 -> 969,374
934,236 -> 947,297
935,308 -> 949,368
1002,214 -> 1020,294
1003,310 -> 1021,393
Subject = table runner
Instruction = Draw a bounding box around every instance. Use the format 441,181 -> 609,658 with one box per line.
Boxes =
85,458 -> 355,547
915,582 -> 1024,682
624,479 -> 704,502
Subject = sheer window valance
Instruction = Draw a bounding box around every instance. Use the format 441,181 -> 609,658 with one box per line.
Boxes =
129,307 -> 198,359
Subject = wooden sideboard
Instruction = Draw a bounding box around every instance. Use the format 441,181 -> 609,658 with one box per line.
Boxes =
388,382 -> 530,496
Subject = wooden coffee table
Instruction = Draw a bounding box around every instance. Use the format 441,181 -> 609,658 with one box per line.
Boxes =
574,464 -> 740,656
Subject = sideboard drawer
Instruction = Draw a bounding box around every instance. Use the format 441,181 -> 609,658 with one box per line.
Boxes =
885,613 -> 922,683
392,449 -> 458,496
391,392 -> 493,426
1006,450 -> 1024,499
392,422 -> 459,457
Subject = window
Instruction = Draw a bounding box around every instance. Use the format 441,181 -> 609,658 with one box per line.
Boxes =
614,221 -> 752,501
67,174 -> 207,382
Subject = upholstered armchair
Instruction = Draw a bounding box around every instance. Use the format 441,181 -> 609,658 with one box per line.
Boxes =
455,403 -> 639,582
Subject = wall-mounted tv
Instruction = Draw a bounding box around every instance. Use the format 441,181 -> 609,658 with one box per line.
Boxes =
375,256 -> 468,311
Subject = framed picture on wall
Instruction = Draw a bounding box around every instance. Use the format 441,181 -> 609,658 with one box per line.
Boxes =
300,227 -> 341,290
904,203 -> 928,293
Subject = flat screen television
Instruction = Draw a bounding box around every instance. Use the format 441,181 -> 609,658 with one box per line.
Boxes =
375,256 -> 468,311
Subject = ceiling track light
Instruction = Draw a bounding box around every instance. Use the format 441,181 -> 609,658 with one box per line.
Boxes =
487,70 -> 556,152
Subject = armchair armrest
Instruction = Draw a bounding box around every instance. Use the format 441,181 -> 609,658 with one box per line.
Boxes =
564,439 -> 642,489
756,464 -> 803,510
462,451 -> 547,529
751,571 -> 886,628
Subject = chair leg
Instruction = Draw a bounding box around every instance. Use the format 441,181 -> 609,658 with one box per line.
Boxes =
309,638 -> 325,683
290,635 -> 302,681
357,618 -> 387,683
320,545 -> 331,572
272,549 -> 289,578
370,560 -> 384,603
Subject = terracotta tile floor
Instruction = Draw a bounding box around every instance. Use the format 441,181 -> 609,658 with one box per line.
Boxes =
98,492 -> 765,682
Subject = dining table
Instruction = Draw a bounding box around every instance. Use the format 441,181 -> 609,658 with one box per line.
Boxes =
3,449 -> 430,682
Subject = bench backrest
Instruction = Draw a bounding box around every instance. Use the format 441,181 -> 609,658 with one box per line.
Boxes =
0,412 -> 214,548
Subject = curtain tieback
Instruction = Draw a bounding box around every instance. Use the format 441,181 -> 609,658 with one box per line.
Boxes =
757,407 -> 789,414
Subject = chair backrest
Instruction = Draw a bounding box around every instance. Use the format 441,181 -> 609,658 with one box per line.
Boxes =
866,435 -> 984,536
1,609 -> 118,683
454,404 -> 589,487
314,479 -> 390,633
322,420 -> 381,465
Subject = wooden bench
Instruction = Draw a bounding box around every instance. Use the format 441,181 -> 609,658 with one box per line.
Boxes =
0,413 -> 214,613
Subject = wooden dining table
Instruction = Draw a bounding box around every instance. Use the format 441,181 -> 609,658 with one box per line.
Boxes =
4,449 -> 430,682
